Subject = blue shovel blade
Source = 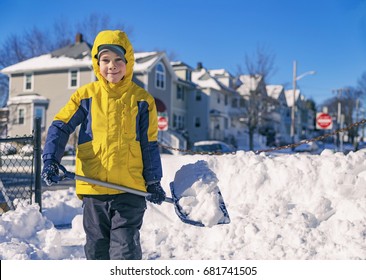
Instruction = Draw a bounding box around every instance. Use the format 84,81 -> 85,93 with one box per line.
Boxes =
169,182 -> 230,227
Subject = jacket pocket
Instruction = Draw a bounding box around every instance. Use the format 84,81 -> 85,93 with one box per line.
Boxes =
128,142 -> 144,184
76,142 -> 102,178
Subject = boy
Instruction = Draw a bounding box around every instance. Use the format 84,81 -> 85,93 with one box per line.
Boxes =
41,30 -> 166,260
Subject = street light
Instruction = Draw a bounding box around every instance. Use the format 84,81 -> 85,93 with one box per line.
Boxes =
291,60 -> 316,145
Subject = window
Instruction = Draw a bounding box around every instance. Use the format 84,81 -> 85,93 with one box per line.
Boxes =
173,113 -> 177,128
18,108 -> 25,125
178,115 -> 185,130
69,70 -> 79,88
155,63 -> 165,89
24,73 -> 33,91
196,91 -> 201,101
232,98 -> 238,108
194,117 -> 201,128
34,106 -> 45,127
186,71 -> 191,82
177,84 -> 185,100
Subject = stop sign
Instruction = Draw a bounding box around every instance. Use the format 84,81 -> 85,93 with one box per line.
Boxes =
316,112 -> 332,130
158,116 -> 168,131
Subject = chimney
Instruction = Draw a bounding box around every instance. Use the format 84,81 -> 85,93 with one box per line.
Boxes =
75,33 -> 83,44
196,62 -> 203,70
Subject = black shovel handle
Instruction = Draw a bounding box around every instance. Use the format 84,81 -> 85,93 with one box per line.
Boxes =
58,165 -> 173,204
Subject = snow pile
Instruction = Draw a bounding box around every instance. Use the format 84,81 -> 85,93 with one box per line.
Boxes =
0,149 -> 366,260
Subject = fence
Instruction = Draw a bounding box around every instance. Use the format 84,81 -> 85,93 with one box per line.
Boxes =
0,118 -> 42,213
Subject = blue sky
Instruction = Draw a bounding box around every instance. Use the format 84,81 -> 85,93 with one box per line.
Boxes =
1,0 -> 366,106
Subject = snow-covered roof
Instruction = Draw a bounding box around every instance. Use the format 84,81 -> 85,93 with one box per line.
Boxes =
284,89 -> 301,107
134,52 -> 160,72
266,85 -> 284,99
192,68 -> 236,93
171,61 -> 194,70
236,74 -> 263,95
0,51 -> 166,75
8,93 -> 49,105
1,54 -> 92,74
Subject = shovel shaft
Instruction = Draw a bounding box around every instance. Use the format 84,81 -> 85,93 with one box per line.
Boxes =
75,174 -> 174,203
60,166 -> 173,203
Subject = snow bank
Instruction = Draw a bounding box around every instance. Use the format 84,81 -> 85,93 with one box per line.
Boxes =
0,150 -> 365,260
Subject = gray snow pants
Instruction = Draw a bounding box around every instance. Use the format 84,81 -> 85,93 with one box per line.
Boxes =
82,193 -> 146,260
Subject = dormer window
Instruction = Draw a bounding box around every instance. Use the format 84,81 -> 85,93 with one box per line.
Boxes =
24,73 -> 33,91
155,63 -> 165,89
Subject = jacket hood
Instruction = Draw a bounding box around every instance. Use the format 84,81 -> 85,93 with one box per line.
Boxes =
91,30 -> 134,93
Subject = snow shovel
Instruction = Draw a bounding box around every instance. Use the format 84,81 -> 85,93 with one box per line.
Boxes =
58,165 -> 230,227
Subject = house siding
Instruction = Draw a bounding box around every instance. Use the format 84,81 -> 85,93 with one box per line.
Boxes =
9,68 -> 93,133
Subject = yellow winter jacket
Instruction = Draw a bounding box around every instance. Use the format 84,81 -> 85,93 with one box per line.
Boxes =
42,30 -> 162,198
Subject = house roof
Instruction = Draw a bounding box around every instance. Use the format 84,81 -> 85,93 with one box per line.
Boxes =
236,74 -> 263,96
51,41 -> 92,59
8,93 -> 49,105
1,40 -> 93,74
1,54 -> 92,74
134,52 -> 160,72
0,50 -> 172,76
170,61 -> 194,70
266,85 -> 284,99
284,89 -> 301,107
192,67 -> 236,93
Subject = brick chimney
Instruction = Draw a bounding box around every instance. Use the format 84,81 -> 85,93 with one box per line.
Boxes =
75,33 -> 83,44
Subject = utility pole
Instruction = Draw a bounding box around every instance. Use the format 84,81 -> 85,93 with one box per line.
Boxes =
332,88 -> 349,152
354,98 -> 360,150
290,61 -> 316,147
290,61 -> 297,146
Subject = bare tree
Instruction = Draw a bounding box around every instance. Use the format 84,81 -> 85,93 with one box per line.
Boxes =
75,13 -> 133,45
237,44 -> 277,150
322,87 -> 363,144
358,71 -> 366,96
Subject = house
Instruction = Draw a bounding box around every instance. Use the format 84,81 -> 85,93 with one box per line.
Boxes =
1,34 -> 93,140
284,88 -> 315,142
191,63 -> 240,147
0,108 -> 9,137
266,85 -> 291,145
133,52 -> 189,152
0,35 -> 188,152
236,74 -> 269,149
170,61 -> 204,147
1,33 -> 317,152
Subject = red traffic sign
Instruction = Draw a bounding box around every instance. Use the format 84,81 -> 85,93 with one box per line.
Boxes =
316,112 -> 332,130
158,116 -> 168,131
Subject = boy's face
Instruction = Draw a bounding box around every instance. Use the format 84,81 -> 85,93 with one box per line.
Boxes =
99,50 -> 126,83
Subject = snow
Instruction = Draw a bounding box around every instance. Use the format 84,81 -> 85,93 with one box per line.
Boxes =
0,54 -> 92,74
172,160 -> 227,227
1,149 -> 366,260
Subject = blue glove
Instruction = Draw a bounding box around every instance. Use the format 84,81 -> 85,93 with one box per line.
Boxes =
146,182 -> 166,205
41,160 -> 60,186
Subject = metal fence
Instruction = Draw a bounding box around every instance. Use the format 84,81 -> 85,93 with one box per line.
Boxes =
0,118 -> 42,213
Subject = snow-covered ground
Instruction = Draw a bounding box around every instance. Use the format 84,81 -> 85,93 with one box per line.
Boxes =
0,149 -> 365,260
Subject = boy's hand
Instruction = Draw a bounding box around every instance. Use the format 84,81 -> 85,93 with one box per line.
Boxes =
41,160 -> 60,186
146,182 -> 166,205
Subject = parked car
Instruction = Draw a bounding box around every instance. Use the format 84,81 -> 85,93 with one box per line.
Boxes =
0,143 -> 17,155
19,144 -> 34,156
191,140 -> 236,154
294,141 -> 319,153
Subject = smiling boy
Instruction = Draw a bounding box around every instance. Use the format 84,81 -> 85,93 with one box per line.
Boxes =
41,30 -> 166,260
